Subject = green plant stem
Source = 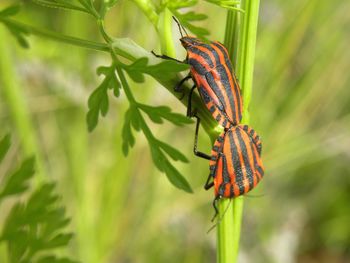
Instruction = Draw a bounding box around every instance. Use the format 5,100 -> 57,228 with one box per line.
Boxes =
217,1 -> 260,263
237,0 -> 260,124
157,8 -> 176,56
131,0 -> 159,27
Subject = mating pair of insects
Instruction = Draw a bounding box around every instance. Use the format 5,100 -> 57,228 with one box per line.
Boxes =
153,18 -> 264,216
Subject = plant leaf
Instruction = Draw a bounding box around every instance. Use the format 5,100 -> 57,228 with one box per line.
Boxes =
32,0 -> 89,13
149,142 -> 192,193
0,157 -> 35,199
0,18 -> 30,48
163,160 -> 193,193
121,108 -> 135,156
138,104 -> 193,126
87,64 -> 120,131
124,57 -> 189,83
0,134 -> 11,163
157,140 -> 189,163
0,4 -> 21,17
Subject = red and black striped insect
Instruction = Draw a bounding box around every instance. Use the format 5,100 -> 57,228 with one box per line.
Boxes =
179,36 -> 243,129
207,125 -> 263,200
191,116 -> 264,215
152,17 -> 264,215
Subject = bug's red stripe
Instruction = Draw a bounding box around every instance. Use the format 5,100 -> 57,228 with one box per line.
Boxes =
237,128 -> 256,192
233,128 -> 253,194
212,126 -> 264,198
214,42 -> 243,121
192,45 -> 217,68
226,129 -> 245,195
211,43 -> 243,124
195,44 -> 241,125
188,52 -> 212,72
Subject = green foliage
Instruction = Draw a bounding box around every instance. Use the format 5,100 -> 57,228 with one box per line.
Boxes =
156,0 -> 242,39
0,157 -> 34,199
121,102 -> 193,191
0,4 -> 29,48
205,0 -> 241,10
0,134 -> 78,263
32,0 -> 89,12
138,103 -> 193,126
164,0 -> 209,39
123,57 -> 189,82
1,1 -> 196,192
87,63 -> 120,131
118,67 -> 193,193
0,134 -> 10,163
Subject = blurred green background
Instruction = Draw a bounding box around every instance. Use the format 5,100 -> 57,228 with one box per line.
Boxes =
1,0 -> 350,262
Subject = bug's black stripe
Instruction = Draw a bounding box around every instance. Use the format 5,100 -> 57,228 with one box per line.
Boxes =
192,42 -> 242,124
248,128 -> 262,156
249,129 -> 255,138
212,42 -> 233,74
236,129 -> 255,191
188,58 -> 207,75
256,165 -> 264,178
219,183 -> 226,197
189,46 -> 215,68
209,105 -> 216,113
230,184 -> 234,197
245,129 -> 259,187
204,71 -> 227,110
217,135 -> 224,143
200,43 -> 240,124
213,43 -> 242,122
228,129 -> 244,195
222,155 -> 230,184
216,64 -> 239,124
198,43 -> 221,67
199,86 -> 212,104
201,42 -> 242,123
217,155 -> 230,197
210,159 -> 219,177
256,144 -> 262,156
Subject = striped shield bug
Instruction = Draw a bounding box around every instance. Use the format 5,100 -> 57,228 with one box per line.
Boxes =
152,17 -> 264,217
206,125 -> 263,200
175,19 -> 243,128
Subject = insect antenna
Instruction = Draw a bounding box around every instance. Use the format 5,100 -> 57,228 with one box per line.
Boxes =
172,16 -> 188,37
207,198 -> 232,234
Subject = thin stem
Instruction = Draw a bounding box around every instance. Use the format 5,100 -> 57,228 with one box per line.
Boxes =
237,0 -> 260,124
0,27 -> 46,183
157,8 -> 176,56
0,17 -> 109,52
131,0 -> 159,28
217,0 -> 260,262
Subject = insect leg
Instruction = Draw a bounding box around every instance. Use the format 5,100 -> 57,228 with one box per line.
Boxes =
193,114 -> 211,160
205,151 -> 222,190
151,51 -> 184,63
175,75 -> 192,100
186,85 -> 196,117
204,174 -> 214,190
211,196 -> 220,222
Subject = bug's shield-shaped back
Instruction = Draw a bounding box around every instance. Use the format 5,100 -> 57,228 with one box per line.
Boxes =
209,126 -> 264,198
